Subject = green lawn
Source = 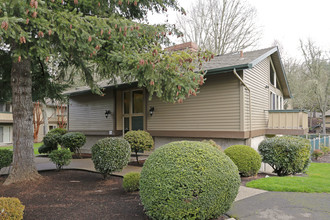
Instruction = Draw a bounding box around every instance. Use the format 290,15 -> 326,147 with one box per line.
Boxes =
1,143 -> 43,155
246,163 -> 330,193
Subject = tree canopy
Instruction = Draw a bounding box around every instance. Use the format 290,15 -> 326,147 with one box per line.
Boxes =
0,0 -> 213,185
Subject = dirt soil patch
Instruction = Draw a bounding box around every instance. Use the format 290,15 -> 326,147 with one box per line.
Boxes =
0,170 -> 147,220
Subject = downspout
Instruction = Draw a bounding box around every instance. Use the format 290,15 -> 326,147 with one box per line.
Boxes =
233,68 -> 252,139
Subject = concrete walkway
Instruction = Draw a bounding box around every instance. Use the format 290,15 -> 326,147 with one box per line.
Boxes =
0,156 -> 143,177
227,191 -> 330,220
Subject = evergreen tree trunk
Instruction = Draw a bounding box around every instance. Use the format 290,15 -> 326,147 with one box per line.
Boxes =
4,58 -> 41,185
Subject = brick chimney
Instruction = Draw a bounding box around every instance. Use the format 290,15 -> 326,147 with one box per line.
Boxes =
165,42 -> 198,52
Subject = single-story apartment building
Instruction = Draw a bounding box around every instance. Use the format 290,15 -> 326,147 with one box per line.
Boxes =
65,43 -> 308,153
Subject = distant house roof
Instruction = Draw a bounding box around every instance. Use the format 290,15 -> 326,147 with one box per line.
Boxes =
65,46 -> 291,98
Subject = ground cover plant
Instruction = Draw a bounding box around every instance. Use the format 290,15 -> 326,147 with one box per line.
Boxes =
224,145 -> 261,177
140,141 -> 240,220
1,143 -> 42,156
246,163 -> 330,193
258,136 -> 311,176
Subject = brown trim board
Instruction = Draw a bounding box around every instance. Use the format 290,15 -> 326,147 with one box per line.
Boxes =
148,128 -> 308,139
69,130 -> 122,136
147,130 -> 252,139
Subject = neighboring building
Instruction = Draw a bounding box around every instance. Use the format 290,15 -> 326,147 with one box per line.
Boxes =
65,44 -> 308,153
0,102 -> 13,145
0,101 -> 67,144
325,110 -> 330,129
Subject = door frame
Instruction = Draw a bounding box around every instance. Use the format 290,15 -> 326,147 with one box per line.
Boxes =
122,89 -> 145,133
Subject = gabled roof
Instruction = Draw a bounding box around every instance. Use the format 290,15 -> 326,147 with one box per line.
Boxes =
203,47 -> 291,98
66,46 -> 291,98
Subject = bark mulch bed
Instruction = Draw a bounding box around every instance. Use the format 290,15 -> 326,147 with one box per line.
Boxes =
0,169 -> 248,220
312,153 -> 330,163
0,170 -> 147,220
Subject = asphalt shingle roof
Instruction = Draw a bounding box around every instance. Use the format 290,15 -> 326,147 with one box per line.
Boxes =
202,47 -> 276,72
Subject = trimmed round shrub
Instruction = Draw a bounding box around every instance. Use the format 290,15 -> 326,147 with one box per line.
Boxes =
124,130 -> 153,163
0,197 -> 25,220
49,148 -> 72,170
91,137 -> 131,179
43,133 -> 61,152
48,128 -> 67,136
140,141 -> 240,220
258,136 -> 311,176
123,172 -> 140,192
61,132 -> 86,155
0,149 -> 13,170
224,145 -> 261,177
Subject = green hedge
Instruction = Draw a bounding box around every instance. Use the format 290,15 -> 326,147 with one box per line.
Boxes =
224,145 -> 261,177
91,137 -> 131,179
0,149 -> 13,170
0,197 -> 25,220
140,141 -> 240,220
258,136 -> 311,176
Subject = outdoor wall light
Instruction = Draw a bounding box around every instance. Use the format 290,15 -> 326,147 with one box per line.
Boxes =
149,106 -> 155,116
105,110 -> 111,118
265,85 -> 269,89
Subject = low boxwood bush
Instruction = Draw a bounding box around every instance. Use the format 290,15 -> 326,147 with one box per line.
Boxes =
0,149 -> 13,170
124,130 -> 153,163
258,136 -> 311,176
140,141 -> 240,220
123,172 -> 140,192
0,197 -> 25,220
312,149 -> 323,160
61,132 -> 86,155
49,148 -> 72,171
91,137 -> 131,179
224,145 -> 261,177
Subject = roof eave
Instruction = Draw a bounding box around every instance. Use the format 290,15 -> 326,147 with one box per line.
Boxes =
205,63 -> 252,75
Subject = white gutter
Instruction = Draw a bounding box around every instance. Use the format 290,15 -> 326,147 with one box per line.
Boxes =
233,68 -> 252,138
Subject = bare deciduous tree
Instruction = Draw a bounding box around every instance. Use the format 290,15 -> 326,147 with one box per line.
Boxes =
177,0 -> 260,54
300,39 -> 330,134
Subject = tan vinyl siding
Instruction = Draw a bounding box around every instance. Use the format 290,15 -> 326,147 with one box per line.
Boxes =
147,73 -> 241,131
69,90 -> 114,131
326,116 -> 330,128
243,58 -> 270,131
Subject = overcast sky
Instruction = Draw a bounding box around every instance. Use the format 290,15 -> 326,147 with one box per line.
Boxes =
149,0 -> 330,60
